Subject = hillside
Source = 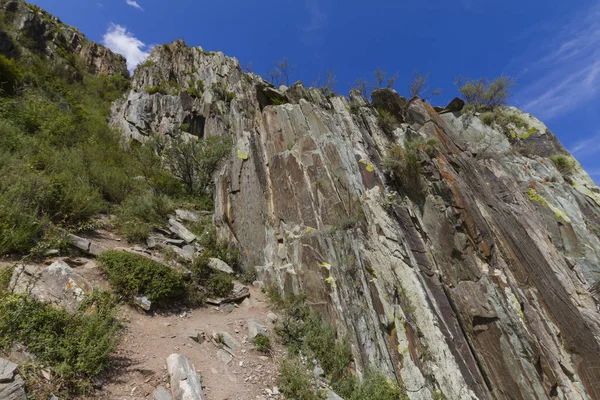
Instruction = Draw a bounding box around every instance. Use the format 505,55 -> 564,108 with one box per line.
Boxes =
1,1 -> 600,399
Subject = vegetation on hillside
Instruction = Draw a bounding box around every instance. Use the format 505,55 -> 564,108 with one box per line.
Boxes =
267,289 -> 409,399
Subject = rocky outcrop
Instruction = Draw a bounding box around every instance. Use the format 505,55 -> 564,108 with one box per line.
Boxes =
112,40 -> 600,399
0,0 -> 128,77
10,260 -> 92,313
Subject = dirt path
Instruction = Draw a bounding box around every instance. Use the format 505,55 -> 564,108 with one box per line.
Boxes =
91,285 -> 283,400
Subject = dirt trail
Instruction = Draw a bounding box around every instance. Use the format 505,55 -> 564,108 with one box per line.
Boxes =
91,284 -> 283,400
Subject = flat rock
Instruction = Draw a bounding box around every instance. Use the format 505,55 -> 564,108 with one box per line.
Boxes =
153,385 -> 172,400
207,258 -> 234,274
220,303 -> 235,314
10,261 -> 92,313
175,209 -> 202,223
66,233 -> 107,256
166,354 -> 205,400
0,374 -> 26,400
0,358 -> 17,383
168,219 -> 197,243
247,320 -> 267,340
219,332 -> 240,351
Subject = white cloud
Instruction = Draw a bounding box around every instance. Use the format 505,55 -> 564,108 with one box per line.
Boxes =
125,0 -> 143,11
569,134 -> 600,158
102,24 -> 151,73
304,0 -> 326,32
514,2 -> 600,121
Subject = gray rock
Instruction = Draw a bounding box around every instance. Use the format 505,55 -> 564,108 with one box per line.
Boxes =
220,303 -> 235,314
166,354 -> 205,400
0,374 -> 26,400
153,385 -> 172,400
11,261 -> 91,313
219,332 -> 240,351
207,258 -> 234,274
134,295 -> 152,311
247,319 -> 267,340
168,219 -> 197,243
66,233 -> 107,256
313,365 -> 324,378
175,209 -> 202,223
0,358 -> 17,383
326,389 -> 344,400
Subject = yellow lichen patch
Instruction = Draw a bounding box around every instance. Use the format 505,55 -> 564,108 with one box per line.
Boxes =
306,227 -> 313,233
366,164 -> 374,172
237,150 -> 249,160
358,159 -> 368,165
325,276 -> 336,288
520,127 -> 538,139
320,262 -> 331,270
526,189 -> 571,223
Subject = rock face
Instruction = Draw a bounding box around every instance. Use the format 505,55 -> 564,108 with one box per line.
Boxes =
112,40 -> 600,399
0,0 -> 128,77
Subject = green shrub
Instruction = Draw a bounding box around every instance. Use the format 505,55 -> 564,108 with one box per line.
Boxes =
98,250 -> 185,307
241,266 -> 257,285
455,75 -> 516,112
206,272 -> 233,298
549,154 -> 576,176
382,141 -> 422,192
162,134 -> 232,196
145,85 -> 167,95
278,359 -> 325,400
480,112 -> 495,126
0,55 -> 22,95
348,100 -> 360,115
377,108 -> 397,136
114,191 -> 174,243
350,373 -> 407,400
0,265 -> 14,292
0,291 -> 120,396
253,334 -> 271,353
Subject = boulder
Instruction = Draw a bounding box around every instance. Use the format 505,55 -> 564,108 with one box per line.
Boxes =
0,358 -> 17,383
442,97 -> 465,113
207,258 -> 234,274
166,354 -> 205,400
168,219 -> 197,243
247,320 -> 267,340
10,261 -> 91,313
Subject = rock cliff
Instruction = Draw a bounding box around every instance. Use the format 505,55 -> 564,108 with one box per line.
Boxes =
0,0 -> 128,77
111,40 -> 600,399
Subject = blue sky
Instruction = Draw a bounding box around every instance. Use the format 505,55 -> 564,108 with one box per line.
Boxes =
30,0 -> 600,181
